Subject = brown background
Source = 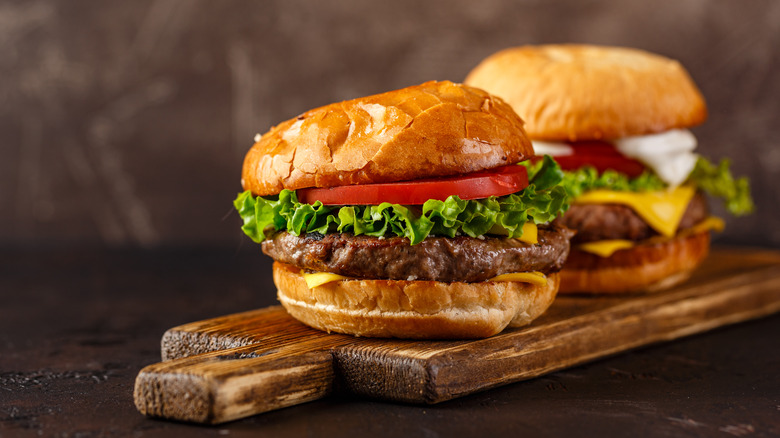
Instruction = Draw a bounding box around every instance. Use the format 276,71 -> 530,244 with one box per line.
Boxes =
2,0 -> 779,249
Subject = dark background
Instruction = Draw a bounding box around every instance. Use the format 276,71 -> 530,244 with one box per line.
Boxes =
2,0 -> 778,250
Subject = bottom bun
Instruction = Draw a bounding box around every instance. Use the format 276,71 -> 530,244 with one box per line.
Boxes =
272,262 -> 560,339
559,231 -> 711,294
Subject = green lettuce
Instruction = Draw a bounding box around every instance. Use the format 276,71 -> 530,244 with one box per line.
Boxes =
520,156 -> 754,216
234,155 -> 570,245
688,158 -> 754,215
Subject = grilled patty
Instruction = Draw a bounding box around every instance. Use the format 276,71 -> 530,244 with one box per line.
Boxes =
557,191 -> 709,244
261,223 -> 574,283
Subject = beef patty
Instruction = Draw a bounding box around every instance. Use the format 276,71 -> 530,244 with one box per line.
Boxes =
261,223 -> 574,283
558,191 -> 709,244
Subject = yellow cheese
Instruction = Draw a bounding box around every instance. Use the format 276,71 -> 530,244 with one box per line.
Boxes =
574,186 -> 696,238
303,272 -> 348,288
304,270 -> 550,288
576,216 -> 725,258
519,222 -> 538,244
488,271 -> 548,286
577,240 -> 635,257
489,222 -> 539,244
689,216 -> 725,234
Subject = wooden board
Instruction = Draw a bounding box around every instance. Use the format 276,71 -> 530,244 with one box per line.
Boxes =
134,248 -> 780,424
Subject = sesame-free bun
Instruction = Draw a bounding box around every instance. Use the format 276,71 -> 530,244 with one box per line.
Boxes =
272,262 -> 559,339
559,231 -> 711,294
242,81 -> 533,196
464,44 -> 707,141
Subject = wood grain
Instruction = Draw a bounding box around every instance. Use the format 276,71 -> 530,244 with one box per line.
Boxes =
134,248 -> 780,424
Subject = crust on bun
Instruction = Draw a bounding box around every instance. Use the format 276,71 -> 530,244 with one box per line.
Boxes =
464,44 -> 707,141
242,81 -> 534,196
560,231 -> 710,294
273,262 -> 559,339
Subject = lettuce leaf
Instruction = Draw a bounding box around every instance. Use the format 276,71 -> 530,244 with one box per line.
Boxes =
519,160 -> 667,198
519,156 -> 754,216
234,155 -> 570,245
688,157 -> 754,215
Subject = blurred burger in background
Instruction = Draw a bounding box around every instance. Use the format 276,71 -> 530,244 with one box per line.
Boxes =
466,44 -> 753,293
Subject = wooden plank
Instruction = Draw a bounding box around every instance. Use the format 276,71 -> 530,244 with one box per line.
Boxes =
134,248 -> 780,423
134,343 -> 335,424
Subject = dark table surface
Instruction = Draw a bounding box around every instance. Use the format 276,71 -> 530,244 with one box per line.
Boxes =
2,247 -> 779,438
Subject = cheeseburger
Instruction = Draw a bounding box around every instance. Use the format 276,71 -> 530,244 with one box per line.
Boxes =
234,81 -> 572,338
466,45 -> 753,293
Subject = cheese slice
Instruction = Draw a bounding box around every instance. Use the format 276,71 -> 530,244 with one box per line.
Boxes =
574,186 -> 696,237
519,222 -> 538,244
303,270 -> 549,288
303,272 -> 348,288
576,216 -> 725,257
488,271 -> 548,286
489,222 -> 538,244
577,240 -> 635,257
689,216 -> 725,234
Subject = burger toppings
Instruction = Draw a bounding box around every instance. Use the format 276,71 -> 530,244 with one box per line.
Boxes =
534,129 -> 700,187
301,269 -> 552,289
260,223 -> 574,283
575,216 -> 725,258
612,129 -> 698,187
524,133 -> 752,260
524,148 -> 751,241
573,186 -> 696,238
527,137 -> 753,217
534,140 -> 646,178
561,192 -> 709,244
235,155 -> 569,246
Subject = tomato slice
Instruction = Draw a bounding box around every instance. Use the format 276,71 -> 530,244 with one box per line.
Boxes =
554,155 -> 646,177
565,140 -> 624,156
539,141 -> 646,177
297,165 -> 529,205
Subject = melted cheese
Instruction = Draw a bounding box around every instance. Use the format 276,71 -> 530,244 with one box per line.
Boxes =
519,222 -> 538,244
576,216 -> 725,257
575,186 -> 696,237
488,222 -> 538,244
303,272 -> 348,288
577,240 -> 635,257
303,269 -> 550,288
689,216 -> 725,234
488,271 -> 548,286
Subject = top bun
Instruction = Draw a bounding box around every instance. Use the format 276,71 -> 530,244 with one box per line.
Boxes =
242,81 -> 533,196
464,45 -> 707,141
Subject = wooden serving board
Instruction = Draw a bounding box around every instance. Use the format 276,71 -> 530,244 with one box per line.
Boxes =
134,248 -> 780,424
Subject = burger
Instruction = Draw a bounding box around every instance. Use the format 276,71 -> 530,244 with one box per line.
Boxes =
465,45 -> 753,293
233,80 -> 572,338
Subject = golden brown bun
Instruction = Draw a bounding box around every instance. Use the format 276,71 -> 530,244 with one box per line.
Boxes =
559,231 -> 710,294
242,81 -> 533,196
464,44 -> 707,141
272,262 -> 559,339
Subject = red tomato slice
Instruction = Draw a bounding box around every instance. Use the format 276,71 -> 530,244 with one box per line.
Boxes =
566,140 -> 624,156
553,155 -> 646,177
541,141 -> 646,177
297,165 -> 529,205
